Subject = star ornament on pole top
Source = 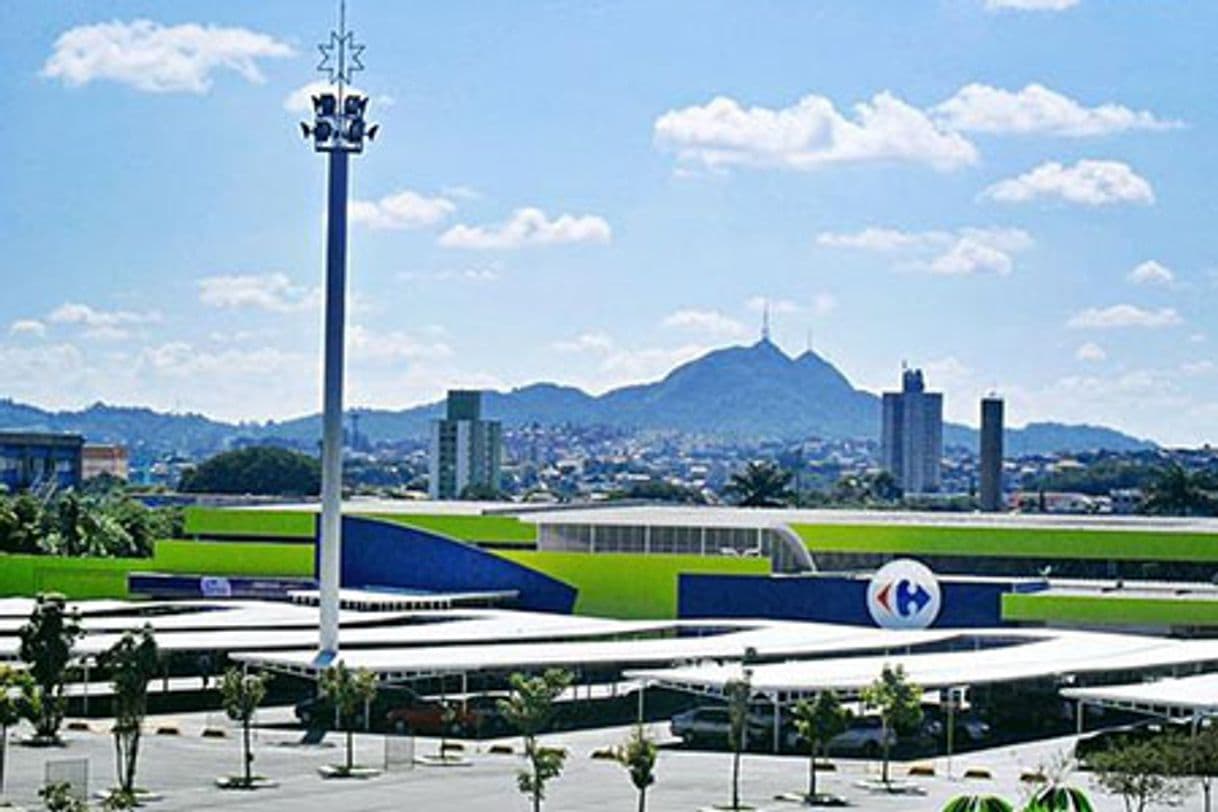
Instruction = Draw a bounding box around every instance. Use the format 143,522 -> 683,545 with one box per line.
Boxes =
301,1 -> 379,153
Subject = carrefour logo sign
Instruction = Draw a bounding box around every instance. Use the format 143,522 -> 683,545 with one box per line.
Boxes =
866,559 -> 941,630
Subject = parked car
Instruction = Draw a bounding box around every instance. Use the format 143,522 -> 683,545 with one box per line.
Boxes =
670,706 -> 774,749
922,713 -> 992,744
826,716 -> 898,757
385,697 -> 477,736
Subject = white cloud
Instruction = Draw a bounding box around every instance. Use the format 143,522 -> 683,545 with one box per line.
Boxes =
661,309 -> 748,338
1067,304 -> 1182,329
816,227 -> 937,252
398,266 -> 502,283
9,320 -> 46,337
42,20 -> 292,93
818,225 -> 1033,276
926,238 -> 1014,276
138,342 -> 304,378
47,302 -> 161,340
934,83 -> 1177,137
439,208 -> 611,250
552,332 -> 615,353
350,190 -> 456,230
654,92 -> 978,172
1075,342 -> 1107,362
282,80 -> 391,113
347,325 -> 453,363
1127,260 -> 1175,286
985,0 -> 1079,9
197,273 -> 319,313
983,159 -> 1154,206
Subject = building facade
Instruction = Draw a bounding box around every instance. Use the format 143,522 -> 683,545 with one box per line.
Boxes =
82,444 -> 130,481
880,368 -> 943,494
0,432 -> 84,492
979,395 -> 1004,512
428,390 -> 503,500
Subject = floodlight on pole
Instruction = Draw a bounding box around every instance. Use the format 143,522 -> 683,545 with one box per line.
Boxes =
303,0 -> 379,662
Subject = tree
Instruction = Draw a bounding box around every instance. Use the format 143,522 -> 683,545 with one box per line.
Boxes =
724,676 -> 753,810
179,447 -> 321,496
791,691 -> 851,802
1143,463 -> 1216,517
318,663 -> 378,774
724,462 -> 794,508
0,665 -> 33,794
1089,737 -> 1186,812
497,669 -> 572,812
219,669 -> 270,788
941,796 -> 1013,812
18,594 -> 84,743
860,665 -> 923,786
0,493 -> 44,554
98,626 -> 159,802
38,782 -> 87,812
616,725 -> 657,812
1181,725 -> 1218,812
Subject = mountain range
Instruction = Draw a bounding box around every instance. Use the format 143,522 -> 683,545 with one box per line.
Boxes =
0,339 -> 1155,459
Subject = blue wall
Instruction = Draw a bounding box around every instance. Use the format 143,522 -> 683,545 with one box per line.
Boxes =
329,516 -> 577,614
677,573 -> 1042,627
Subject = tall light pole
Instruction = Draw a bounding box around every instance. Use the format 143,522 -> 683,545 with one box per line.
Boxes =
302,0 -> 378,660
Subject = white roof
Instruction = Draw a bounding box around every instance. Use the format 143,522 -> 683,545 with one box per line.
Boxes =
1062,672 -> 1218,715
626,631 -> 1218,697
0,604 -> 687,659
231,622 -> 977,679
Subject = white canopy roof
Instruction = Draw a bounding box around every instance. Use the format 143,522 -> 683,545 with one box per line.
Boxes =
1062,672 -> 1218,716
626,631 -> 1218,699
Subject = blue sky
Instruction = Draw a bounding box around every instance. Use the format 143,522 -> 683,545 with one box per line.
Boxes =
1,0 -> 1215,445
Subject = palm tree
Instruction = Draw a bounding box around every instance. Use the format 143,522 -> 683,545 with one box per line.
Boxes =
725,462 -> 794,508
791,691 -> 850,802
1144,464 -> 1215,516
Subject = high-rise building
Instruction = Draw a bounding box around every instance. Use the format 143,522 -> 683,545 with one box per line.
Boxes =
880,368 -> 943,494
979,395 -> 1005,512
429,390 -> 503,500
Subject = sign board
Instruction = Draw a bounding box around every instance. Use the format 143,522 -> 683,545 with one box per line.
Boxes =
866,559 -> 942,630
200,576 -> 233,598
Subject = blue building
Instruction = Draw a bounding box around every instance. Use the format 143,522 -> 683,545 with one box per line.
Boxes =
0,432 -> 85,492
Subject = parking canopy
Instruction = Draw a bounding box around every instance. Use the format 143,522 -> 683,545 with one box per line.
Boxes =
627,631 -> 1218,702
1062,672 -> 1218,718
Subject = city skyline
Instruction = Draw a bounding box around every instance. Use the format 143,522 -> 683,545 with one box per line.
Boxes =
2,1 -> 1216,446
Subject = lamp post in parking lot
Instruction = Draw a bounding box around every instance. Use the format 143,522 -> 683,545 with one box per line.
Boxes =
301,0 -> 379,660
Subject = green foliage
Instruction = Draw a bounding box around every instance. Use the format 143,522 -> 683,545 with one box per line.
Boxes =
318,663 -> 378,772
219,668 -> 270,787
0,491 -> 177,560
941,796 -> 1014,812
828,470 -> 903,506
179,447 -> 321,496
616,725 -> 658,812
38,781 -> 87,812
99,626 -> 159,795
724,675 -> 752,810
498,669 -> 573,812
1023,785 -> 1095,812
861,665 -> 923,786
792,691 -> 851,799
725,461 -> 794,508
1087,736 -> 1186,812
19,593 -> 84,742
1143,463 -> 1217,516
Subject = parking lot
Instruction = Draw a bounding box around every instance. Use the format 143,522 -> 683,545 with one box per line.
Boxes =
0,708 -> 1210,811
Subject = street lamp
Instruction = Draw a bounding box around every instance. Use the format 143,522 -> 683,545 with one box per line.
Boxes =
303,0 -> 379,662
